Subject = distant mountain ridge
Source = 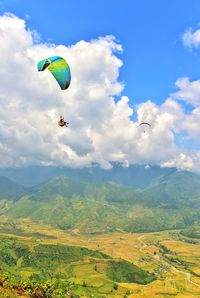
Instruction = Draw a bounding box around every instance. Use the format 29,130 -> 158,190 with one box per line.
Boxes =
30,175 -> 86,202
0,163 -> 177,188
1,167 -> 200,233
0,176 -> 26,200
139,170 -> 200,208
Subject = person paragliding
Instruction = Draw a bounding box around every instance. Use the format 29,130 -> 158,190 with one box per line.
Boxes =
37,56 -> 71,127
139,122 -> 151,133
58,116 -> 69,127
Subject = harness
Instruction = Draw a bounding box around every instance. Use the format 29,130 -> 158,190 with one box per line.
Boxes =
58,120 -> 65,127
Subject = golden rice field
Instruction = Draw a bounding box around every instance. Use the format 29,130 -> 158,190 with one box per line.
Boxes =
1,219 -> 200,297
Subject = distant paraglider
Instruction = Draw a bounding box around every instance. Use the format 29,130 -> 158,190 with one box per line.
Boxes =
37,56 -> 71,127
139,122 -> 151,133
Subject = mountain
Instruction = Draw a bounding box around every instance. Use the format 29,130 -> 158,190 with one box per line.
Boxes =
0,176 -> 26,200
0,163 -> 176,187
30,175 -> 86,202
1,169 -> 200,233
6,176 -> 127,231
140,170 -> 200,208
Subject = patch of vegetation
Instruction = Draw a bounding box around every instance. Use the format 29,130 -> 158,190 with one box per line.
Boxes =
106,260 -> 156,284
0,271 -> 77,298
34,244 -> 110,260
180,228 -> 200,239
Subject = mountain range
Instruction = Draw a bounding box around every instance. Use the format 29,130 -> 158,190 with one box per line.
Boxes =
0,164 -> 200,233
0,163 -> 176,187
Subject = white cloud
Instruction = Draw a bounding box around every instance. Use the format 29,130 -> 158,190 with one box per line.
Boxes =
1,13 -> 200,171
161,152 -> 200,172
170,77 -> 200,142
182,27 -> 200,48
171,77 -> 200,107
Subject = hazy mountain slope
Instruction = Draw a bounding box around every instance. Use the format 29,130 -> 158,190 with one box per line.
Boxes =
0,176 -> 26,200
140,171 -> 200,208
0,164 -> 176,188
30,175 -> 86,202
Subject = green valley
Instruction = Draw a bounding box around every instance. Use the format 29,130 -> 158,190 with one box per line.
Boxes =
0,165 -> 200,297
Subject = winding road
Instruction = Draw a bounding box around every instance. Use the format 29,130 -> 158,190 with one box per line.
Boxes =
137,234 -> 200,290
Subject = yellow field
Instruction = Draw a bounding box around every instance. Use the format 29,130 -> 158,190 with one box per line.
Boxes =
1,220 -> 200,297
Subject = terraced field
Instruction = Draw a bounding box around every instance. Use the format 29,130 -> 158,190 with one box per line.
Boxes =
0,220 -> 200,297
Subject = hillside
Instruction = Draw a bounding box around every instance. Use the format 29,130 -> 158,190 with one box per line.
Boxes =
0,235 -> 155,297
0,176 -> 26,200
30,175 -> 86,202
139,171 -> 200,208
1,169 -> 200,233
0,223 -> 200,297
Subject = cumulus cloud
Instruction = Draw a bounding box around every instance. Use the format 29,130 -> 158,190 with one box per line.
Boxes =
161,152 -> 200,172
171,77 -> 200,107
182,27 -> 200,49
0,13 -> 124,168
1,13 -> 200,171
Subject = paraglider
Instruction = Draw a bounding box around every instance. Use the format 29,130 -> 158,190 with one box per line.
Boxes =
37,56 -> 71,90
37,56 -> 71,127
139,122 -> 151,133
58,116 -> 69,127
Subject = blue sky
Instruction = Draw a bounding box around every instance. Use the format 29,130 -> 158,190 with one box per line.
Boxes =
1,1 -> 200,170
1,0 -> 200,105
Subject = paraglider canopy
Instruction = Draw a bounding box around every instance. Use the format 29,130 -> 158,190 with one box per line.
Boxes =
37,56 -> 71,90
139,122 -> 151,133
139,122 -> 151,127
